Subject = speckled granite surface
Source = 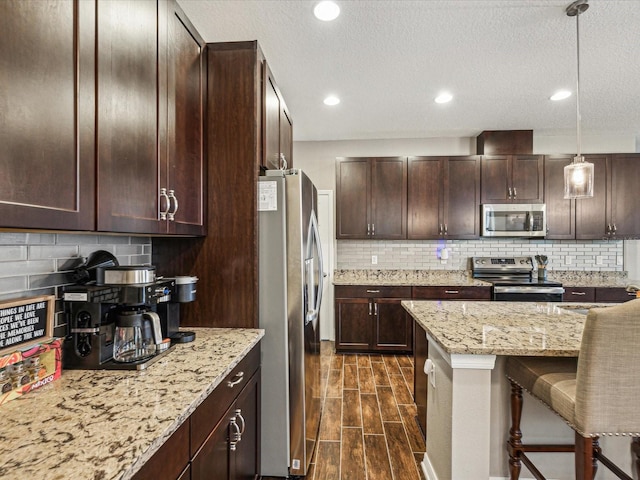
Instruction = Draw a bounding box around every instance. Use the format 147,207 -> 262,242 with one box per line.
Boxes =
403,301 -> 614,357
333,269 -> 489,286
0,328 -> 264,480
334,269 -> 637,289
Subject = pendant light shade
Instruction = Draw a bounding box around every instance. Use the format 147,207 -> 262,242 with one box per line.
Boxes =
563,0 -> 594,199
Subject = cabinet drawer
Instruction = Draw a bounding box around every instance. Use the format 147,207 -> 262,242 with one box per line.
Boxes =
412,286 -> 491,300
190,345 -> 260,457
563,287 -> 595,302
335,285 -> 412,298
132,420 -> 190,480
595,287 -> 637,303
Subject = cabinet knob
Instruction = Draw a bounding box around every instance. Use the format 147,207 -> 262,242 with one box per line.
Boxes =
167,189 -> 178,221
159,188 -> 170,220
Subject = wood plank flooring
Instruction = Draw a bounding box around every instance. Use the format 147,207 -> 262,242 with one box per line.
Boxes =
304,341 -> 426,480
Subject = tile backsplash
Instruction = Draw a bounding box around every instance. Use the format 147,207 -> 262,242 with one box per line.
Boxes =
337,239 -> 624,272
0,233 -> 152,332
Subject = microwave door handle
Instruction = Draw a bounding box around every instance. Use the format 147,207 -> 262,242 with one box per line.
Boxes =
527,212 -> 533,231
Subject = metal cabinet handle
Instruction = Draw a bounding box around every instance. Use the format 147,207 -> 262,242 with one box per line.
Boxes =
444,224 -> 448,235
372,223 -> 375,235
229,417 -> 241,451
439,224 -> 443,235
159,188 -> 170,220
366,289 -> 380,293
628,292 -> 636,297
513,187 -> 517,198
369,301 -> 372,316
279,153 -> 288,170
235,409 -> 246,435
444,290 -> 459,294
167,189 -> 178,221
571,291 -> 586,296
367,224 -> 371,236
508,187 -> 513,199
227,371 -> 244,388
374,302 -> 378,316
611,223 -> 617,236
606,224 -> 612,235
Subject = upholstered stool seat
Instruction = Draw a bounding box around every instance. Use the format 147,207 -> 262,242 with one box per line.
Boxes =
505,299 -> 640,480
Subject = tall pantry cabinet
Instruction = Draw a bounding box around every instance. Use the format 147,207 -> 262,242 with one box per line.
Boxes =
153,41 -> 292,330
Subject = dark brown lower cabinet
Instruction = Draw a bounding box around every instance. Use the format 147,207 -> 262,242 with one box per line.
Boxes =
563,287 -> 596,302
595,287 -> 637,303
133,345 -> 260,480
335,286 -> 412,353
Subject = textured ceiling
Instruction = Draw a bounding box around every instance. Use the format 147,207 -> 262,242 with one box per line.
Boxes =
177,0 -> 640,142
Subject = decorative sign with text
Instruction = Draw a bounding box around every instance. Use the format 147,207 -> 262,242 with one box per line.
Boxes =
0,295 -> 54,356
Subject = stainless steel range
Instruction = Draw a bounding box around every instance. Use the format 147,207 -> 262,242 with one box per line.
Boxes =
471,256 -> 564,302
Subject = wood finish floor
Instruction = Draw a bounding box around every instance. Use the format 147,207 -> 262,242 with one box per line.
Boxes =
304,341 -> 426,480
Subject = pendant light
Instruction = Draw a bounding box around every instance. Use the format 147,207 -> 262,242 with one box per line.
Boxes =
563,0 -> 594,199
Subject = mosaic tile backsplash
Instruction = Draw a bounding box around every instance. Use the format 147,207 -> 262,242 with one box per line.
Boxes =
337,239 -> 624,272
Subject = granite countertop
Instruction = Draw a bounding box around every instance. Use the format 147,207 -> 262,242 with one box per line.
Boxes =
0,328 -> 264,480
333,269 -> 489,286
403,300 -> 614,357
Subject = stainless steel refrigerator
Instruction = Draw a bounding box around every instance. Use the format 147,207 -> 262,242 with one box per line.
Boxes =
258,169 -> 324,477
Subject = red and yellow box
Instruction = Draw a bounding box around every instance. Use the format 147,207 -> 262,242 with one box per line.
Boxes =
0,338 -> 62,406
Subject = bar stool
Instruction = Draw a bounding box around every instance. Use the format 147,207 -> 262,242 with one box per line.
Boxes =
505,299 -> 640,480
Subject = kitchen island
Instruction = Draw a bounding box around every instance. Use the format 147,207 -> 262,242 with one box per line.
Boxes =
0,328 -> 264,480
403,301 -> 633,480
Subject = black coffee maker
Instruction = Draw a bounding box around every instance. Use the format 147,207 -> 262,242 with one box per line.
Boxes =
63,265 -> 177,370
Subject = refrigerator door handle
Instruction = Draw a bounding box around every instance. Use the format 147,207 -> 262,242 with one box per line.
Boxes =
305,210 -> 324,324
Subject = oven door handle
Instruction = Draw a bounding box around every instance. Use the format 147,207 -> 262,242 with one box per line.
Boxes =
493,286 -> 565,295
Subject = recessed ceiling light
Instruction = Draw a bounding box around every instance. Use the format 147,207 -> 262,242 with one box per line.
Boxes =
314,1 -> 340,21
323,95 -> 340,106
434,93 -> 453,104
550,90 -> 572,101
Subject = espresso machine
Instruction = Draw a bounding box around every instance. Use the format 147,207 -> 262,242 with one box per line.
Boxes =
63,265 -> 179,370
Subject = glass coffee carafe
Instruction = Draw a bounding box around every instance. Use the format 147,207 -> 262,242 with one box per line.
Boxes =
113,308 -> 163,363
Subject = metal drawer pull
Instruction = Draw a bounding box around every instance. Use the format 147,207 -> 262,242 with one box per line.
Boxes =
159,188 -> 170,220
229,417 -> 241,451
227,371 -> 244,387
167,189 -> 178,221
571,291 -> 586,295
235,409 -> 246,434
366,289 -> 380,293
444,290 -> 459,294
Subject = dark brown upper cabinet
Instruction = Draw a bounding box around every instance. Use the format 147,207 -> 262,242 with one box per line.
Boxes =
576,154 -> 640,240
480,155 -> 543,204
263,62 -> 293,170
543,155 -> 576,239
336,157 -> 407,239
166,3 -> 206,235
96,0 -> 205,235
0,0 -> 96,230
408,156 -> 480,239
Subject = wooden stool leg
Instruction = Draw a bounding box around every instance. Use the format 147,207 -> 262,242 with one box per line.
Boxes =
632,437 -> 640,479
507,381 -> 523,480
575,433 -> 599,480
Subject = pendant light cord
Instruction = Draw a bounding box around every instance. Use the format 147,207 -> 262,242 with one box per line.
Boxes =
576,9 -> 582,159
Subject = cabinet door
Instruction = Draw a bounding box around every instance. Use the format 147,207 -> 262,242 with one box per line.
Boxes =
263,62 -> 281,170
336,158 -> 370,239
230,372 -> 260,480
576,155 -> 610,239
407,157 -> 444,239
370,157 -> 407,239
544,156 -> 575,239
444,156 -> 480,238
374,299 -> 412,352
413,323 -> 429,439
335,298 -> 372,352
191,412 -> 230,480
595,287 -> 637,303
610,154 -> 640,239
480,155 -> 511,203
167,3 -> 205,235
97,0 -> 167,233
511,155 -> 543,203
0,0 -> 95,230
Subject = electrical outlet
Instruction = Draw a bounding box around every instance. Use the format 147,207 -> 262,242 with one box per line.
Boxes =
371,255 -> 378,265
565,255 -> 572,265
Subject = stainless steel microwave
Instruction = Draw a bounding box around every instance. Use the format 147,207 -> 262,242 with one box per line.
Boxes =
481,204 -> 546,237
